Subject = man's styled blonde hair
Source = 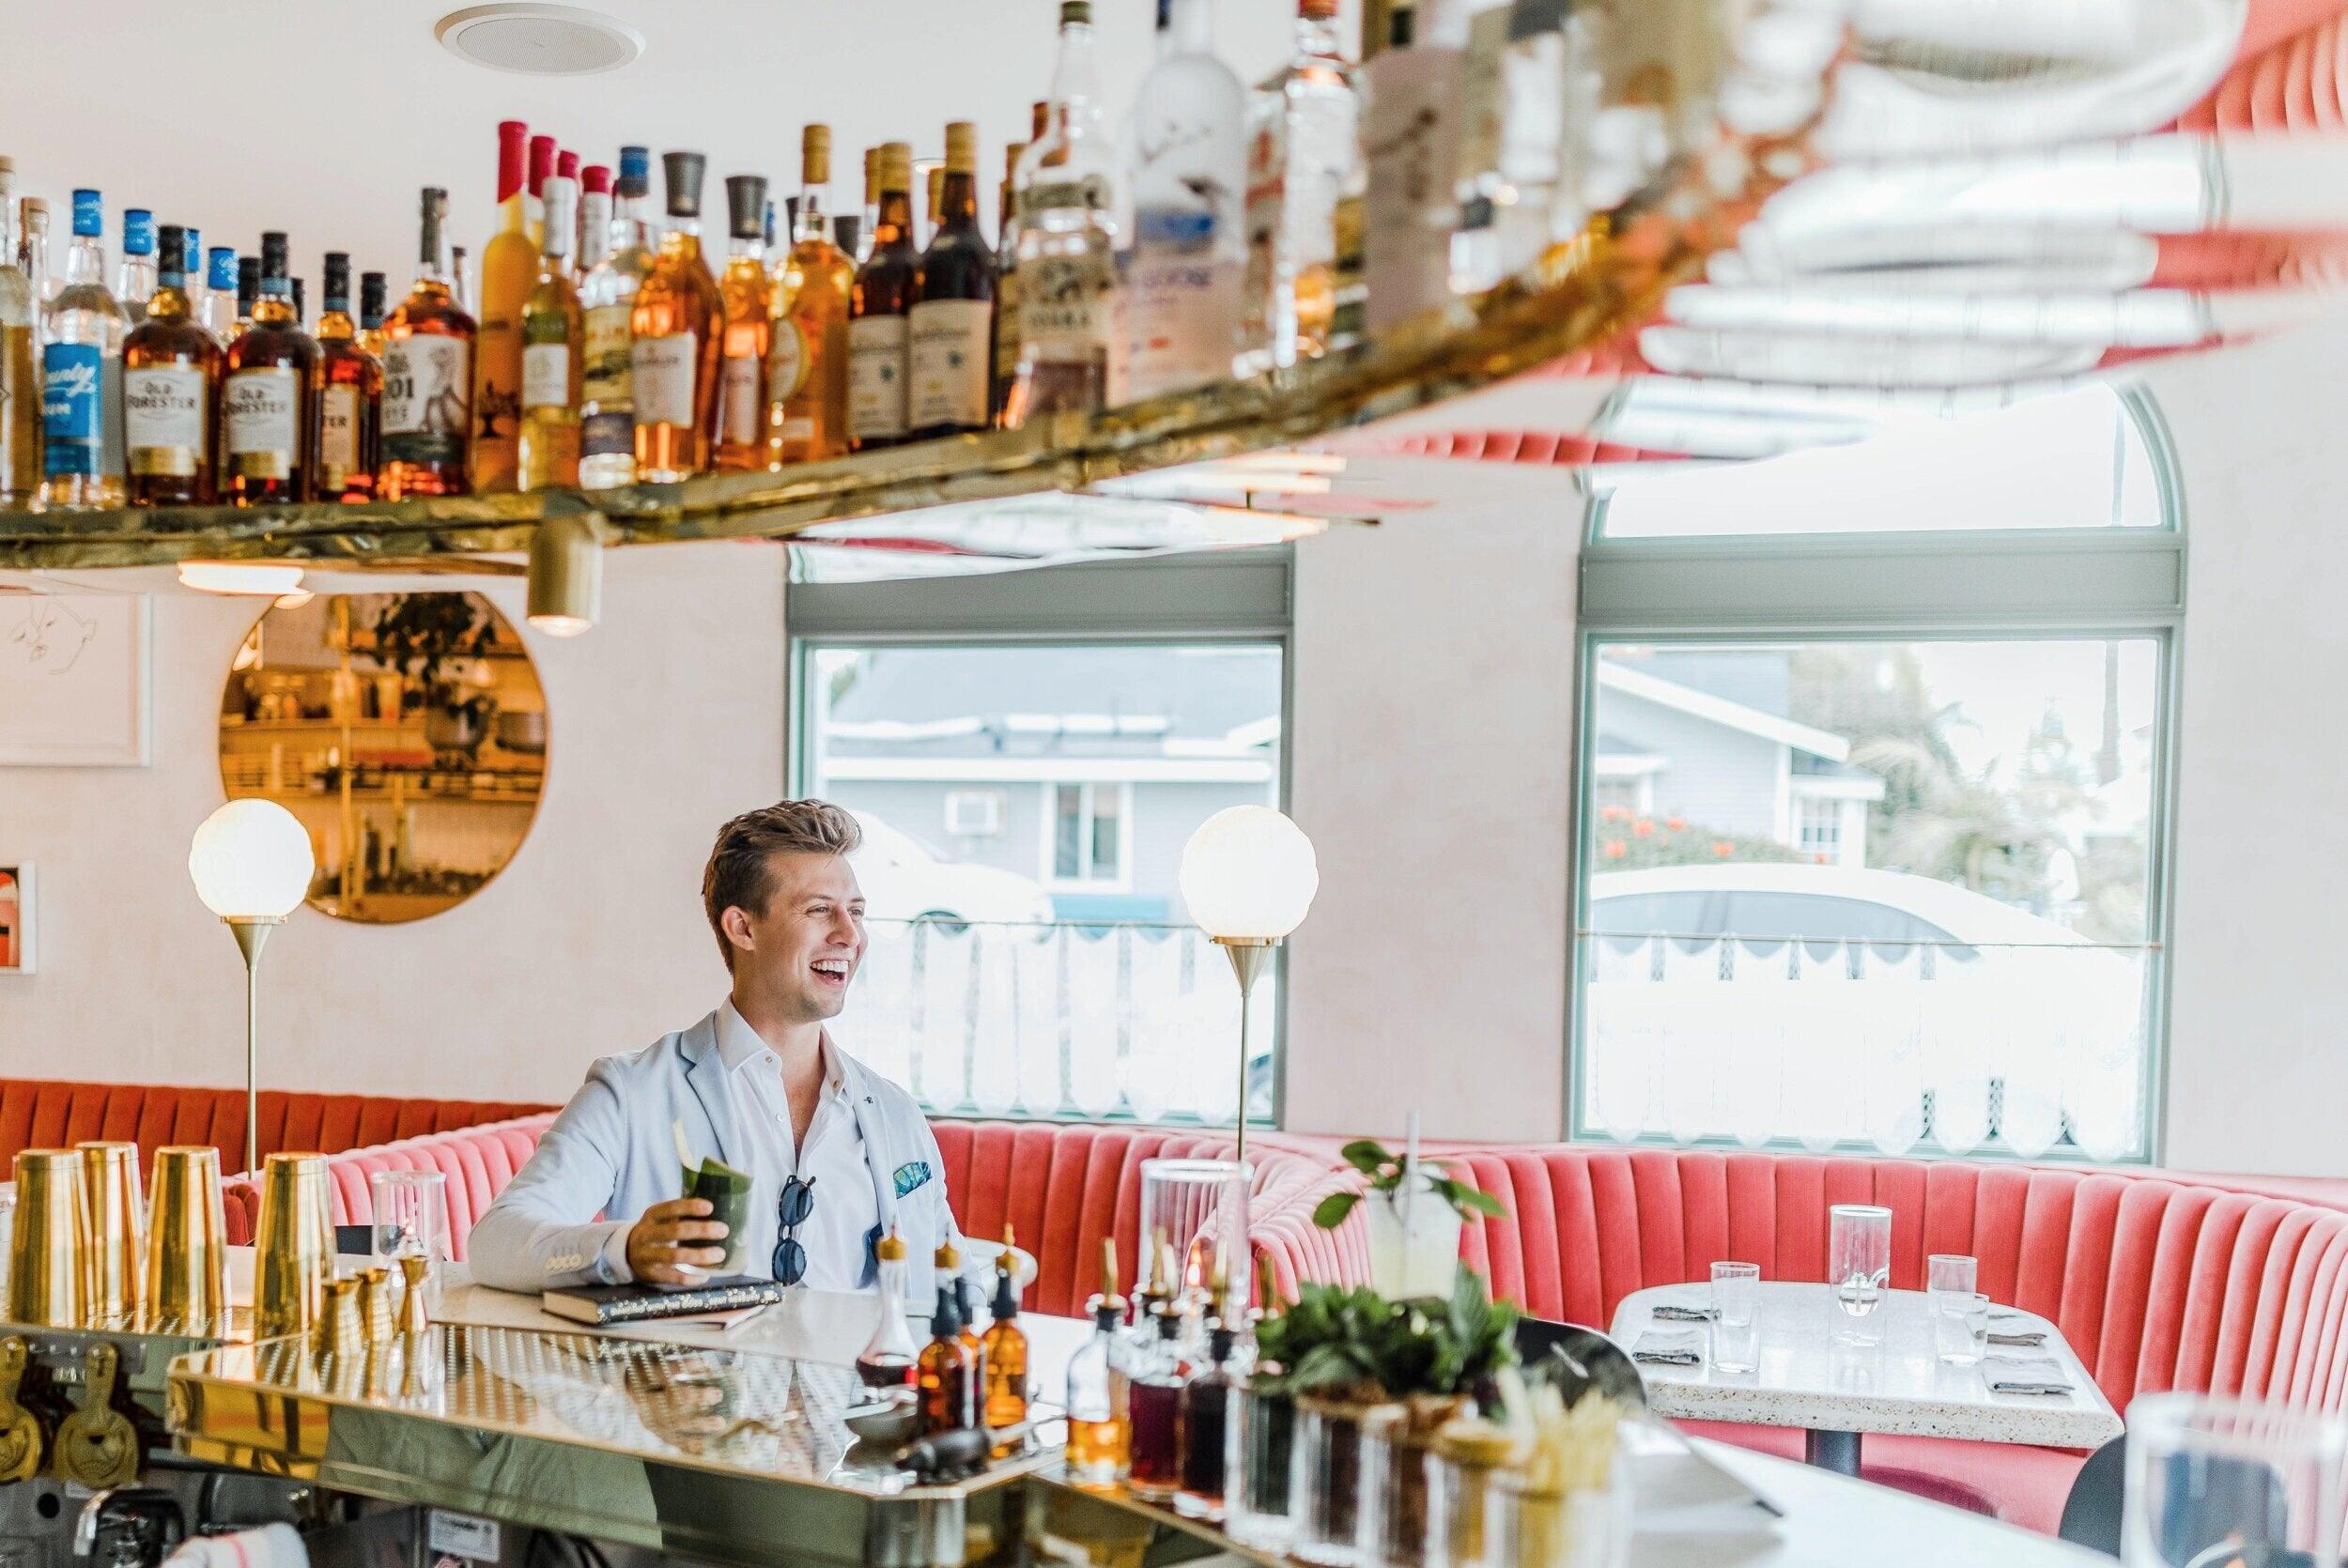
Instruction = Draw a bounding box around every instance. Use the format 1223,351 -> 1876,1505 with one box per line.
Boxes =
702,800 -> 862,968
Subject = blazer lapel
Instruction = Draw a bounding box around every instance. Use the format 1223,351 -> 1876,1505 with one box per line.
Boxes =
678,1012 -> 743,1172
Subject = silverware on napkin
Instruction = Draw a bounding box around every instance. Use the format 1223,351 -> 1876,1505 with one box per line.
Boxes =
1988,1380 -> 2075,1396
1634,1348 -> 1706,1366
1652,1304 -> 1718,1322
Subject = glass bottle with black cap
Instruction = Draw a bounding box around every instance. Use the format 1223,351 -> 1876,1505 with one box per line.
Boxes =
121,224 -> 220,506
221,232 -> 318,505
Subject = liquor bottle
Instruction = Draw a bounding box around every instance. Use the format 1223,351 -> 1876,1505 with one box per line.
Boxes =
235,256 -> 257,333
526,133 -> 557,247
766,123 -> 853,467
1249,0 -> 1359,366
181,225 -> 203,322
847,142 -> 916,453
579,163 -> 612,278
378,187 -> 477,500
202,248 -> 239,340
922,166 -> 945,254
940,1241 -> 990,1416
988,141 -> 1026,423
20,197 -> 53,305
1175,1317 -> 1238,1516
518,175 -> 584,492
1126,0 -> 1247,403
981,1227 -> 1029,1446
908,122 -> 995,442
1065,1247 -> 1133,1486
916,1255 -> 978,1437
1126,1305 -> 1190,1501
856,1225 -> 921,1389
1362,0 -> 1464,332
116,208 -> 156,321
631,151 -> 722,482
122,225 -> 221,505
315,253 -> 381,502
857,146 -> 880,266
1004,1 -> 1120,427
471,120 -> 534,495
831,216 -> 862,268
580,145 -> 654,489
0,160 -> 39,508
357,271 -> 388,359
451,246 -> 472,313
712,174 -> 770,471
220,232 -> 318,505
40,189 -> 128,510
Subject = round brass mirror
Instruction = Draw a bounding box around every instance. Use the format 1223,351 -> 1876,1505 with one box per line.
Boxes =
218,591 -> 549,923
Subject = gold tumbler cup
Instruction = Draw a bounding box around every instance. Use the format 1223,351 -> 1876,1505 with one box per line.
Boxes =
145,1146 -> 228,1331
75,1143 -> 143,1326
7,1151 -> 90,1328
253,1153 -> 333,1341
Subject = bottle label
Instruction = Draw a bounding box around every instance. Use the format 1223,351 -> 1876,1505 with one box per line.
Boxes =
1124,238 -> 1243,401
382,334 -> 471,466
40,342 -> 103,477
907,299 -> 991,432
582,303 -> 632,406
768,320 -> 808,402
523,343 -> 570,411
1020,254 -> 1117,361
719,353 -> 764,445
581,410 -> 633,462
630,332 -> 698,427
847,315 -> 908,441
123,365 -> 207,477
319,384 -> 360,484
224,367 -> 301,478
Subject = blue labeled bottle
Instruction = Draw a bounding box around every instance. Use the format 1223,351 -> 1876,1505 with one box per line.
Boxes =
40,189 -> 128,509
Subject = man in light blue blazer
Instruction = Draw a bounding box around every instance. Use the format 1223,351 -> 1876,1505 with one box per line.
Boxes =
469,800 -> 964,1302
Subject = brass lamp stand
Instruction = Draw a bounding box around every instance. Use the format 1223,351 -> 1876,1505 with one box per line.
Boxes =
1213,936 -> 1274,1165
224,915 -> 283,1173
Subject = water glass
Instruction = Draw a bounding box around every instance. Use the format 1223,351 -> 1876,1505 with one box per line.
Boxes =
1710,1262 -> 1761,1374
1828,1204 -> 1892,1345
1934,1290 -> 1989,1366
2124,1392 -> 2348,1568
370,1169 -> 448,1310
1927,1253 -> 1977,1298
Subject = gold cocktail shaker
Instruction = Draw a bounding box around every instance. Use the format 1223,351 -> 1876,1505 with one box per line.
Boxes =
7,1151 -> 90,1328
252,1153 -> 332,1340
144,1145 -> 229,1331
75,1143 -> 143,1325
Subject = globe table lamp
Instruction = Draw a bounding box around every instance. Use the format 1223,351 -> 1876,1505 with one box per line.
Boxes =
188,801 -> 315,1174
1178,807 -> 1319,1163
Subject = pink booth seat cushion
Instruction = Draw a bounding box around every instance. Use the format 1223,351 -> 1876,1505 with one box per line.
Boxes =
223,1115 -> 556,1260
1433,1145 -> 2348,1536
221,1115 -> 1371,1307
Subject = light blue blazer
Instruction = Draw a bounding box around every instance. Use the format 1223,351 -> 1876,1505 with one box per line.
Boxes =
468,1010 -> 962,1299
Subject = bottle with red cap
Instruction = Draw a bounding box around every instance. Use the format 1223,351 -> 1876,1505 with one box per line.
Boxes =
526,132 -> 556,247
471,119 -> 537,493
579,163 -> 613,281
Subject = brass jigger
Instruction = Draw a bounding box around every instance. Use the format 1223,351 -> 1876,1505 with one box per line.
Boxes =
317,1277 -> 364,1356
75,1143 -> 143,1327
252,1153 -> 332,1340
145,1145 -> 228,1332
395,1254 -> 431,1334
8,1151 -> 90,1329
354,1268 -> 394,1344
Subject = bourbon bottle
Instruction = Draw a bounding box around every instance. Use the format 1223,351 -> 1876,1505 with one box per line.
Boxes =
220,231 -> 317,505
846,142 -> 916,453
378,188 -> 477,500
766,124 -> 854,467
629,151 -> 722,482
314,252 -> 381,502
120,224 -> 219,505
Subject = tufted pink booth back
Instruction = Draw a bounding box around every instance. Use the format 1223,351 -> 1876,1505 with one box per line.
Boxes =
222,1115 -> 556,1261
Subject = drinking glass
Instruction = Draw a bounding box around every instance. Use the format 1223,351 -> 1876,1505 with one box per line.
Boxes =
370,1169 -> 448,1311
1710,1262 -> 1761,1375
1227,1379 -> 1298,1552
1292,1396 -> 1391,1566
2124,1392 -> 2348,1568
1934,1290 -> 1988,1366
1828,1205 -> 1892,1346
1927,1253 -> 1977,1298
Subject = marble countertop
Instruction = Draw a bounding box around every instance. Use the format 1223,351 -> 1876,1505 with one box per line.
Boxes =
1610,1281 -> 2123,1448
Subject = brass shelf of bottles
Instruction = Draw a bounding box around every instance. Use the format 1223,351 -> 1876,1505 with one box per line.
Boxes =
0,243 -> 1683,575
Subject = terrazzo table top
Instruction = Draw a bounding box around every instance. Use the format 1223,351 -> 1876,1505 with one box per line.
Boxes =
1611,1281 -> 2124,1448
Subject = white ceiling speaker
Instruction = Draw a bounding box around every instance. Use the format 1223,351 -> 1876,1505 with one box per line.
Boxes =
436,4 -> 645,76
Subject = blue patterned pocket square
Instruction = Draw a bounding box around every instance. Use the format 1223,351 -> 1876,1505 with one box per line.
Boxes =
892,1160 -> 934,1198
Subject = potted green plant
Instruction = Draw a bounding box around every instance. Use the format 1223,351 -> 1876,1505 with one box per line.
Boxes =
1312,1138 -> 1508,1299
368,593 -> 499,760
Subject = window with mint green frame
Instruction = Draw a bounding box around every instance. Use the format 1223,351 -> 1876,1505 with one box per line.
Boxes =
785,550 -> 1293,1130
1569,385 -> 2183,1162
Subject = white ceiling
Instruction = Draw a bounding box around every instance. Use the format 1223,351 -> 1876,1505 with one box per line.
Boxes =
1,0 -> 1336,296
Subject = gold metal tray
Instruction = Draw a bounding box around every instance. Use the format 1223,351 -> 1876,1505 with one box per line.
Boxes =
168,1323 -> 1053,1567
2,238 -> 1684,575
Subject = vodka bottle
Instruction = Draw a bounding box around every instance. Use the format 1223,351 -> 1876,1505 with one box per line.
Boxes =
1125,0 -> 1246,402
116,208 -> 156,320
0,161 -> 39,506
579,145 -> 655,488
202,248 -> 240,339
1004,1 -> 1121,424
40,189 -> 127,508
1244,0 -> 1359,368
1362,0 -> 1467,333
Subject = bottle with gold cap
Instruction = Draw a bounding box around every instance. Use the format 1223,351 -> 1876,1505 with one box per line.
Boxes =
1064,1237 -> 1132,1485
857,1223 -> 921,1388
917,1243 -> 978,1436
944,1239 -> 989,1411
981,1223 -> 1029,1449
909,120 -> 996,441
767,124 -> 854,466
847,142 -> 917,453
858,146 -> 882,266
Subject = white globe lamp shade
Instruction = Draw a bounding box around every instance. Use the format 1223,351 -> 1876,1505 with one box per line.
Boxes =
1179,807 -> 1319,942
189,800 -> 316,920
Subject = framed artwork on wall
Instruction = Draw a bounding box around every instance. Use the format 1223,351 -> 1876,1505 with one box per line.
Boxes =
0,594 -> 152,766
0,864 -> 32,974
